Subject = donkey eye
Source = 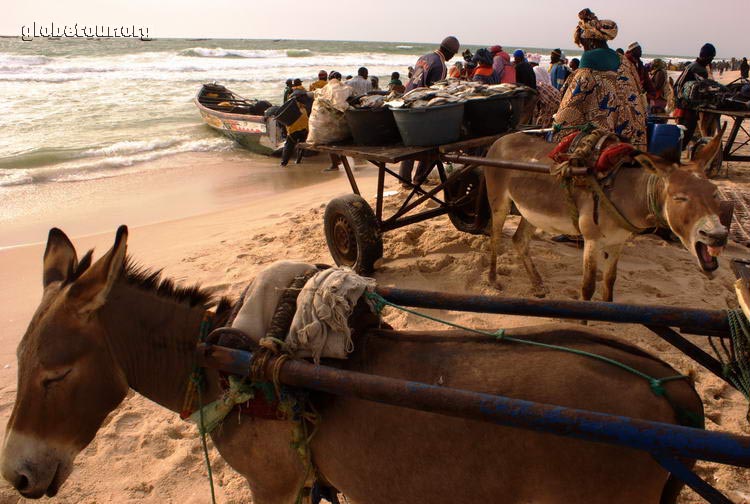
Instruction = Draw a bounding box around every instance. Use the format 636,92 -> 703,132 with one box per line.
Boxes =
42,368 -> 72,387
672,195 -> 689,202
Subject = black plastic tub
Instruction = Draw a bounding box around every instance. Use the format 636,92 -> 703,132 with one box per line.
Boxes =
464,94 -> 523,136
345,107 -> 401,146
274,98 -> 302,127
391,102 -> 465,146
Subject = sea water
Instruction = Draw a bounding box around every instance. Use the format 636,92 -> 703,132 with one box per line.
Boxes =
0,37 -> 688,190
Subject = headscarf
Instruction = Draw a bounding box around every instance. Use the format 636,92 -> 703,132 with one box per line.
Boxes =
573,8 -> 618,47
474,48 -> 494,66
651,58 -> 666,70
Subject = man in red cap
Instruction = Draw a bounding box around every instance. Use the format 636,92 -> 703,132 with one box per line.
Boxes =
405,36 -> 460,91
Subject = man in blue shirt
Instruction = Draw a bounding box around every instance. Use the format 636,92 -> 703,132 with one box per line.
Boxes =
405,36 -> 460,91
401,36 -> 460,186
549,48 -> 570,90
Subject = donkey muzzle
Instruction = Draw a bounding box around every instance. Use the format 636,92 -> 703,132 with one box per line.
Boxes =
698,226 -> 729,248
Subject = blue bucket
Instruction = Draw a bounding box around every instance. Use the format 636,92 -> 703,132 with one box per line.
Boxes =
649,124 -> 682,163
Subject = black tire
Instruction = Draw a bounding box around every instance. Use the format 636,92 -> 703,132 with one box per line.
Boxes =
444,167 -> 491,235
324,194 -> 383,274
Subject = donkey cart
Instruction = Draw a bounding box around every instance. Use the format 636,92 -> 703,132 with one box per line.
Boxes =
199,273 -> 750,504
301,133 -> 569,274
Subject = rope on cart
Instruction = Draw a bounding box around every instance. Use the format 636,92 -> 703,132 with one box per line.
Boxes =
714,310 -> 750,399
366,291 -> 689,397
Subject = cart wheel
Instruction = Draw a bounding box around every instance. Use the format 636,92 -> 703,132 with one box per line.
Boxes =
691,137 -> 724,178
444,167 -> 491,235
324,194 -> 383,274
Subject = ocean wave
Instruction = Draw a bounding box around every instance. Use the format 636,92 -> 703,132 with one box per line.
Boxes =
180,47 -> 288,59
395,45 -> 414,49
0,54 -> 50,67
0,137 -> 233,187
0,169 -> 34,187
286,49 -> 313,57
82,138 -> 186,157
0,75 -> 82,83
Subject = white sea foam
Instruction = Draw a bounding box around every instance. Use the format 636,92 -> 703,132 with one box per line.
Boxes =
0,54 -> 50,68
0,137 -> 233,187
180,47 -> 288,58
0,169 -> 34,187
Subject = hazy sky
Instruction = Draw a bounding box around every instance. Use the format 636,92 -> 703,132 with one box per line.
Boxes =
5,0 -> 749,57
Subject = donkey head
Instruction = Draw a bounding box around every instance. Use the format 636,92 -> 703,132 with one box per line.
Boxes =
2,227 -> 130,498
638,130 -> 728,273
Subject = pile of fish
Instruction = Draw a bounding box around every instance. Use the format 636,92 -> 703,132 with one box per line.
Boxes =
387,80 -> 528,109
350,94 -> 388,109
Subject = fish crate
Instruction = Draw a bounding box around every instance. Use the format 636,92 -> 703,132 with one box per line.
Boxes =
345,108 -> 401,146
464,95 -> 523,137
391,103 -> 465,146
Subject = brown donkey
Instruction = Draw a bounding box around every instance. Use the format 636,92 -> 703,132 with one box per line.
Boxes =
2,228 -> 704,503
484,130 -> 728,300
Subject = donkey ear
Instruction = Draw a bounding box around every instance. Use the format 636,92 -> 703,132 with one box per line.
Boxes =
634,152 -> 677,177
43,228 -> 78,287
68,226 -> 128,315
692,124 -> 725,174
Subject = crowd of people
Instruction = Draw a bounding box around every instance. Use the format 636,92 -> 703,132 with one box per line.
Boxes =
275,8 -> 748,172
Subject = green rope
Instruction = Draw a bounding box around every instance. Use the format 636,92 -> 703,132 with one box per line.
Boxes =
368,292 -> 505,340
717,310 -> 750,399
194,316 -> 217,504
366,292 -> 688,396
196,374 -> 217,504
647,175 -> 669,229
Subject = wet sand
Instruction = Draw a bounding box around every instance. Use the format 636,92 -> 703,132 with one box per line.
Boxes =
0,152 -> 378,387
0,151 -> 372,249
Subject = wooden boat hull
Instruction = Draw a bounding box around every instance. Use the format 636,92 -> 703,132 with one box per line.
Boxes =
194,84 -> 283,155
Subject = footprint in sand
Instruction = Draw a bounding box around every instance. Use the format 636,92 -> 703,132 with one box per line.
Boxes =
112,411 -> 143,435
416,255 -> 455,273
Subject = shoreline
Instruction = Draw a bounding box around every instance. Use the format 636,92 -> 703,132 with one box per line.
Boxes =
0,151 -> 373,249
0,154 -> 379,385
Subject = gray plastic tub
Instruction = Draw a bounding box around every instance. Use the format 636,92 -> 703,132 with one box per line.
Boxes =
391,102 -> 465,146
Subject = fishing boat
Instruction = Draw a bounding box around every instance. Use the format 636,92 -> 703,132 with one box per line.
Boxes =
194,83 -> 283,155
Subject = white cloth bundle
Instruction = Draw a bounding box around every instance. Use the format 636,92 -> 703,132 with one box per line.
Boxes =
231,261 -> 377,363
307,80 -> 353,145
287,267 -> 377,363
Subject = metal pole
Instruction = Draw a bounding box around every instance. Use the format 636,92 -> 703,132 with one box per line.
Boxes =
197,344 -> 750,468
652,454 -> 733,504
441,153 -> 589,176
646,326 -> 732,388
374,287 -> 730,337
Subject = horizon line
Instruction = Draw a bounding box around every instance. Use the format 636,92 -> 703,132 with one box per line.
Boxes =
0,35 -> 709,59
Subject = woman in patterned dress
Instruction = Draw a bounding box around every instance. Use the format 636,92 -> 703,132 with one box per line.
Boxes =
553,8 -> 648,147
533,81 -> 562,128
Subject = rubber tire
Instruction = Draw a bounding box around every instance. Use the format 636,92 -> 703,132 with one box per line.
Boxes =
444,167 -> 491,235
324,194 -> 383,274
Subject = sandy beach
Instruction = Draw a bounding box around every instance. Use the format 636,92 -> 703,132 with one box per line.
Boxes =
2,71 -> 750,502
